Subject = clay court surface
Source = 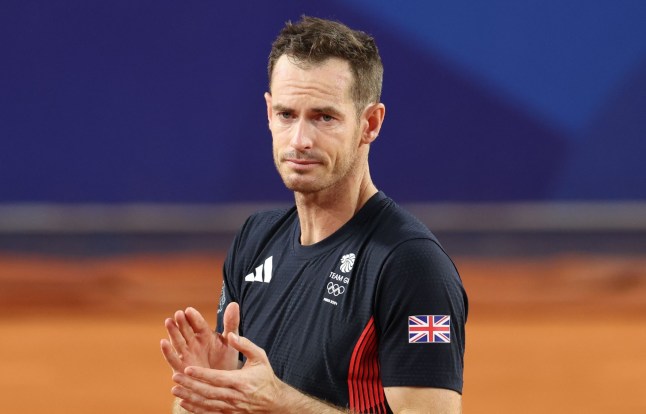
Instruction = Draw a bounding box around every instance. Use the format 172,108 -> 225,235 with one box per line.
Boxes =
1,251 -> 645,413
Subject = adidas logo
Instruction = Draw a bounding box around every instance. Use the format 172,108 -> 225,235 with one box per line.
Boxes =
244,256 -> 273,283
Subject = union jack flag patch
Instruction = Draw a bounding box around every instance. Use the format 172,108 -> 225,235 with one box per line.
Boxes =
408,315 -> 451,343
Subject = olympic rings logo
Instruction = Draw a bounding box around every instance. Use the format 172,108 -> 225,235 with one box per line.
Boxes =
327,282 -> 346,296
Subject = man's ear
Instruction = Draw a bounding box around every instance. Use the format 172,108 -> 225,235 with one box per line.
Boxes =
361,103 -> 386,144
264,92 -> 273,129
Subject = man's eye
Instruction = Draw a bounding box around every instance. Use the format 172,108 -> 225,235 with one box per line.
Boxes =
321,114 -> 333,122
279,112 -> 291,119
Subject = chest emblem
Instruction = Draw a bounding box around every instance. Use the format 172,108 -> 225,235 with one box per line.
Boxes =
340,253 -> 355,273
323,253 -> 356,306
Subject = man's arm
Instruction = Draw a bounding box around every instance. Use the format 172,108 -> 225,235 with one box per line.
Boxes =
172,332 -> 460,414
171,332 -> 349,413
374,239 -> 467,413
385,386 -> 462,414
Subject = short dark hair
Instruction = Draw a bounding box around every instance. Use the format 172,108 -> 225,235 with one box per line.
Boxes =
268,16 -> 383,112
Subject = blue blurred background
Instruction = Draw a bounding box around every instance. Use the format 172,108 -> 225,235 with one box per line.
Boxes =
2,0 -> 645,204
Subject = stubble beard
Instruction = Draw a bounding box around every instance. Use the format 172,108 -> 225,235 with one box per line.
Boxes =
274,133 -> 362,196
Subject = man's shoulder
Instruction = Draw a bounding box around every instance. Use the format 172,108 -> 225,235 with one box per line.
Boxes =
245,207 -> 294,227
225,206 -> 296,268
238,206 -> 296,237
374,196 -> 438,243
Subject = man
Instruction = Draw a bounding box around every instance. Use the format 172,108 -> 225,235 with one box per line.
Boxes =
161,16 -> 467,413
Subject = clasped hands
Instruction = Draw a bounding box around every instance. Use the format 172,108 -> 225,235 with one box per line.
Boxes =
160,303 -> 285,413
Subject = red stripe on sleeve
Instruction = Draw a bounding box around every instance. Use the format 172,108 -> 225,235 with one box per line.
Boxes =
347,317 -> 387,413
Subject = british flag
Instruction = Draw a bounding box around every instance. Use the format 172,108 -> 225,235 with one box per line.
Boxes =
408,315 -> 451,343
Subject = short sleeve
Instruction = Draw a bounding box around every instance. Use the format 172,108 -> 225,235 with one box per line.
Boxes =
216,228 -> 243,336
376,238 -> 467,393
215,270 -> 234,335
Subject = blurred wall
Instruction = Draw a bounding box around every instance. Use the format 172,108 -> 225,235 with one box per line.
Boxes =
2,0 -> 645,204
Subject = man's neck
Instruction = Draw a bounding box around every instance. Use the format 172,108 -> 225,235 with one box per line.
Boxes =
294,176 -> 378,246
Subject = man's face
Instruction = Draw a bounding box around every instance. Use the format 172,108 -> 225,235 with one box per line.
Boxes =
265,56 -> 365,195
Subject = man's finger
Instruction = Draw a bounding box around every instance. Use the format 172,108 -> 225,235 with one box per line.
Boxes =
223,302 -> 240,336
176,394 -> 236,414
184,307 -> 211,336
165,317 -> 187,352
160,339 -> 185,373
183,366 -> 237,388
175,310 -> 195,343
173,372 -> 242,402
226,333 -> 267,365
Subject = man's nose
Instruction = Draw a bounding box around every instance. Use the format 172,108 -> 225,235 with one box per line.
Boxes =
290,119 -> 313,150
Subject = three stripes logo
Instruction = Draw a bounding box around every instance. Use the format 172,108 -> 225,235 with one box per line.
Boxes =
244,256 -> 273,283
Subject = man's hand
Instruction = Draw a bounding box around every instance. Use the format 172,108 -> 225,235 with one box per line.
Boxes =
172,332 -> 351,414
160,303 -> 240,374
170,332 -> 285,413
170,328 -> 461,413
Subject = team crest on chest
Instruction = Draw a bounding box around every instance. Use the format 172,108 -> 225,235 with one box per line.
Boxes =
322,252 -> 356,306
340,253 -> 355,273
